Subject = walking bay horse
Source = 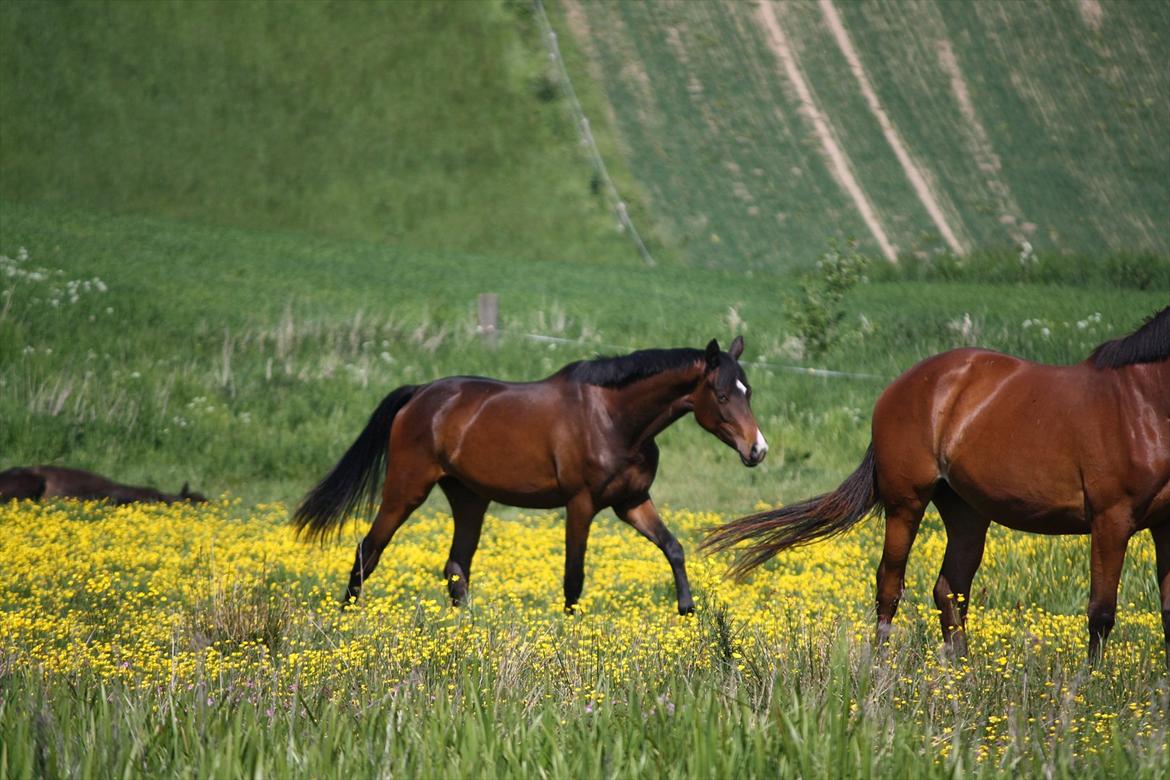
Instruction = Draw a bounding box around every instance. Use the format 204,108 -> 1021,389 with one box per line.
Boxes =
0,465 -> 207,505
705,308 -> 1170,663
294,337 -> 767,614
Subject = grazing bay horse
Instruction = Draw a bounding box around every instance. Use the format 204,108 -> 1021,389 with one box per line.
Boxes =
0,465 -> 207,505
705,308 -> 1170,663
294,337 -> 767,614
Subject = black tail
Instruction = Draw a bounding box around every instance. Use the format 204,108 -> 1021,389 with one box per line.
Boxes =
292,385 -> 417,541
702,443 -> 880,580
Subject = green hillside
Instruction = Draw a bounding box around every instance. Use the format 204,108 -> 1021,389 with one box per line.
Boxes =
556,0 -> 1170,269
0,0 -> 634,265
4,0 -> 1165,271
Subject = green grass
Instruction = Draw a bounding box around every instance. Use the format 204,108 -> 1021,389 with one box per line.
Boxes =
1,202 -> 1166,780
2,200 -> 1165,513
2,2 -> 1168,772
3,637 -> 1162,779
1,499 -> 1167,779
0,0 -> 632,266
562,0 -> 1170,268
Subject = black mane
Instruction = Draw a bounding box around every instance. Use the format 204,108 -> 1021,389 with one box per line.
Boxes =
561,348 -> 705,388
1089,307 -> 1170,369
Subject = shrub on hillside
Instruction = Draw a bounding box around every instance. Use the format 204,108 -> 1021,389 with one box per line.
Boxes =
788,240 -> 869,360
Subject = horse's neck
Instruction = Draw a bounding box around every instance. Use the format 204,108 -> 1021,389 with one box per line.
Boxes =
109,483 -> 163,502
1124,360 -> 1170,412
609,366 -> 702,449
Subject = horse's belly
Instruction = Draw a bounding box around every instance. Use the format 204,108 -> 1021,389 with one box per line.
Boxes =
443,457 -> 564,508
972,501 -> 1090,535
479,489 -> 565,510
945,468 -> 1089,535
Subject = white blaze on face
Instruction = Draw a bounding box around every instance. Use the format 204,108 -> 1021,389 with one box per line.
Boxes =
735,379 -> 748,395
754,428 -> 769,456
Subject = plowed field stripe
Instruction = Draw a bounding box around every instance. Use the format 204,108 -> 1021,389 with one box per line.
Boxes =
819,0 -> 967,255
757,1 -> 898,262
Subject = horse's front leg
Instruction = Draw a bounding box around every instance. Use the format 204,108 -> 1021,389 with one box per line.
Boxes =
615,495 -> 694,615
563,494 -> 596,614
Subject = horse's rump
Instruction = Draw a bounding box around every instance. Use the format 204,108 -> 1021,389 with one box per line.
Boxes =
0,468 -> 47,501
873,348 -> 1156,533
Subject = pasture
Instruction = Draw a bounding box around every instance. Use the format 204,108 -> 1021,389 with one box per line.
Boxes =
2,0 -> 1169,776
2,202 -> 1167,777
1,498 -> 1168,777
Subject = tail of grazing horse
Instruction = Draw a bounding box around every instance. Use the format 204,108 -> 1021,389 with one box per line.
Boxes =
292,385 -> 417,541
702,443 -> 880,579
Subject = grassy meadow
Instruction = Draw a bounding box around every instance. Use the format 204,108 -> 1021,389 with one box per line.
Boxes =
1,498 -> 1167,778
2,201 -> 1168,777
3,200 -> 1164,510
2,0 -> 1169,777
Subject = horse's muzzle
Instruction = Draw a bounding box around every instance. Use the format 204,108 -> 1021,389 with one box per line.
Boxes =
741,430 -> 768,467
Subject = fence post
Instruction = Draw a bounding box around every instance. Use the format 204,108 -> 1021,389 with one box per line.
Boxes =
477,293 -> 499,349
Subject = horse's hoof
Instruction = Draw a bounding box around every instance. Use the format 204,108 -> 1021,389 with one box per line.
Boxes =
564,605 -> 576,616
679,604 -> 695,616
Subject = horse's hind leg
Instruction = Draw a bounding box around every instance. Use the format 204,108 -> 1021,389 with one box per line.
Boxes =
875,500 -> 926,646
344,464 -> 438,604
1151,523 -> 1170,670
563,494 -> 597,614
931,486 -> 990,658
439,478 -> 488,606
1086,508 -> 1132,661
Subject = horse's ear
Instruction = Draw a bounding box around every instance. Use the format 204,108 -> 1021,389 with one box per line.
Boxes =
729,335 -> 744,360
704,339 -> 720,370
180,482 -> 190,497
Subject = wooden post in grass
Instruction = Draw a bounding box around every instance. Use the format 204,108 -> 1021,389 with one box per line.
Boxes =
477,293 -> 499,349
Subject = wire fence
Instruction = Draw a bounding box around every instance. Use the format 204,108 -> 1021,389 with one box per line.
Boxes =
509,329 -> 884,381
533,0 -> 657,268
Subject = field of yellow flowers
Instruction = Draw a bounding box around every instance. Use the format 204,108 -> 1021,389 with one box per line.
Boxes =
1,498 -> 1167,778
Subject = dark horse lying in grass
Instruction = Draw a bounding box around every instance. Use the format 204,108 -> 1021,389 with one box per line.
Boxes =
294,337 -> 767,614
706,308 -> 1170,664
0,465 -> 207,505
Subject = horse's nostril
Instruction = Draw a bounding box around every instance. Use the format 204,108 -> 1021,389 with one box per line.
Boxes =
749,441 -> 768,464
752,430 -> 769,461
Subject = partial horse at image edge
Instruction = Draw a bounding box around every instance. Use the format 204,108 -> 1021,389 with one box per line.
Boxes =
705,306 -> 1170,664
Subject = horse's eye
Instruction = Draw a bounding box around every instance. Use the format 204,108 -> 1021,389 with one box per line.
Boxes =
718,394 -> 729,404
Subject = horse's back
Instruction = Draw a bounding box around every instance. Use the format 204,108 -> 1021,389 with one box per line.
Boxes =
27,466 -> 115,499
872,348 -> 1014,470
400,375 -> 589,507
17,466 -> 152,502
876,347 -> 1107,450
